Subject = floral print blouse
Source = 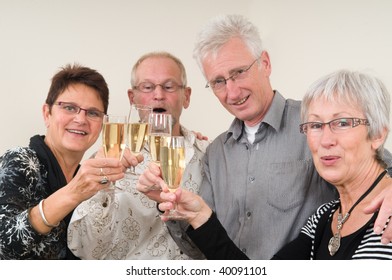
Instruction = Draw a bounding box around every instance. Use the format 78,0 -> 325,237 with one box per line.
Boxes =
0,138 -> 68,259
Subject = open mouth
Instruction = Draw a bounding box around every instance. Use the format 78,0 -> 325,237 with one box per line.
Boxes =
153,108 -> 166,113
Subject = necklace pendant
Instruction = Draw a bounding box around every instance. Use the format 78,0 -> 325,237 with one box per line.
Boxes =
328,232 -> 341,256
327,171 -> 387,257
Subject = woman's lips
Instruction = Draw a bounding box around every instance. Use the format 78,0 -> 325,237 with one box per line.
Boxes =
320,155 -> 340,166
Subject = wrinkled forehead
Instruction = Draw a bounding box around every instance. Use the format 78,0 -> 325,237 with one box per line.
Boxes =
136,57 -> 183,82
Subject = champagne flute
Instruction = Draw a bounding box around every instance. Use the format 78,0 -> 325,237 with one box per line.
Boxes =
102,115 -> 127,191
147,113 -> 172,164
160,136 -> 186,219
127,104 -> 152,174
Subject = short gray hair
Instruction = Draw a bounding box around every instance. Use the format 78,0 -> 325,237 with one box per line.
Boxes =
301,70 -> 390,161
193,14 -> 263,74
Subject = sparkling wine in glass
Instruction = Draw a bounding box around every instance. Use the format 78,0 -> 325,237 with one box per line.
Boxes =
127,104 -> 152,174
160,136 -> 186,219
102,115 -> 127,190
147,113 -> 172,164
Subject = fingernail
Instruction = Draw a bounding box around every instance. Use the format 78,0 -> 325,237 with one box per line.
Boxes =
374,226 -> 382,234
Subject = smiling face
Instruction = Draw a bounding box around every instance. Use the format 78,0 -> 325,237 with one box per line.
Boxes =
202,37 -> 274,126
43,83 -> 104,159
128,56 -> 191,136
306,97 -> 384,186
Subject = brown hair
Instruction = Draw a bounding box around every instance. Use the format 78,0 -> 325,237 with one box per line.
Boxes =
45,63 -> 109,113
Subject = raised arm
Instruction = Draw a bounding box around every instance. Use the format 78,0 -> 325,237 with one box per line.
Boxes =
364,182 -> 392,244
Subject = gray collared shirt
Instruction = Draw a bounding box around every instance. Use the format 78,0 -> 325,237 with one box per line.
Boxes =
200,91 -> 337,259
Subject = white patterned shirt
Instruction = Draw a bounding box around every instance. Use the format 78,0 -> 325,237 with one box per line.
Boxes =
67,126 -> 209,259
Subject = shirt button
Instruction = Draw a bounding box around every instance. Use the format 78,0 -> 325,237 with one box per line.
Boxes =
249,176 -> 255,183
242,248 -> 247,253
246,211 -> 252,218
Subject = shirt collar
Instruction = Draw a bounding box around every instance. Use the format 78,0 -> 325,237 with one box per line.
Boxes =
225,90 -> 286,142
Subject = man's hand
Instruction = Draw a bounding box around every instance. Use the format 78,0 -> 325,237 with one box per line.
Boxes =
364,186 -> 392,244
193,131 -> 209,141
122,148 -> 144,170
137,162 -> 165,202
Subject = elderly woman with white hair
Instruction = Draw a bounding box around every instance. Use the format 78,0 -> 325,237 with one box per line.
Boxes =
139,69 -> 392,259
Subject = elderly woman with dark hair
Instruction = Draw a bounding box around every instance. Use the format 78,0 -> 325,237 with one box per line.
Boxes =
139,69 -> 392,259
0,64 -> 130,259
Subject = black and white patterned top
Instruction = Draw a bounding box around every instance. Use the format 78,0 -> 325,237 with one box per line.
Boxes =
275,200 -> 392,259
0,143 -> 67,259
187,199 -> 392,259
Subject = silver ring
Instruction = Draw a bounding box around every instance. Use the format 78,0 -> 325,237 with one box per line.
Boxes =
100,176 -> 109,185
148,185 -> 162,191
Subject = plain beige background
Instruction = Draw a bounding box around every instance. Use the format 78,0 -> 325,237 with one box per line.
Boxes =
1,0 -> 391,158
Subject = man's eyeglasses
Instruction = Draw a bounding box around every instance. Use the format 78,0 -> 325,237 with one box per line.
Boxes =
133,81 -> 185,93
205,57 -> 260,92
55,101 -> 105,121
299,117 -> 369,135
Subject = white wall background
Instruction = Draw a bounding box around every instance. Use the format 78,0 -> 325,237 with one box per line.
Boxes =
1,0 -> 391,158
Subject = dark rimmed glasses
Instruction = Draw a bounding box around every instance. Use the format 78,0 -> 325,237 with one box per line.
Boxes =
299,117 -> 369,135
55,101 -> 105,121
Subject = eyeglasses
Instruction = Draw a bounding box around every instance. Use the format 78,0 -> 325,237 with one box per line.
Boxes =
205,57 -> 260,91
133,81 -> 185,93
54,101 -> 105,121
299,117 -> 369,135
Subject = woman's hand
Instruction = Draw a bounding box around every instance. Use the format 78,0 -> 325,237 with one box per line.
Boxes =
137,162 -> 212,227
31,155 -> 126,234
158,186 -> 212,229
67,157 -> 125,203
